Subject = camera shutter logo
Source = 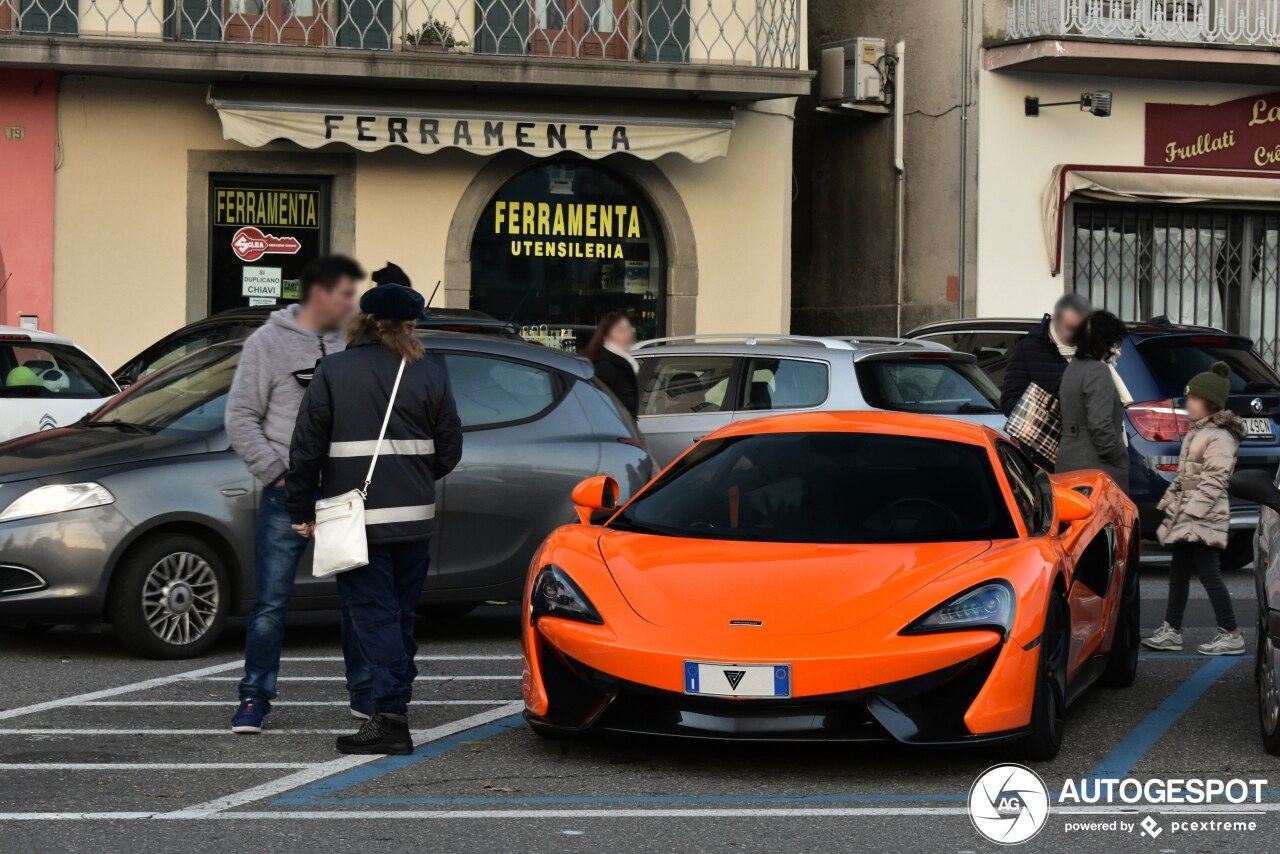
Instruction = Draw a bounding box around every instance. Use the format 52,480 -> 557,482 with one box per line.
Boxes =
968,764 -> 1050,845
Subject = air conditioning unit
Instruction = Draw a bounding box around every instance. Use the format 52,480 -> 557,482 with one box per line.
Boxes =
819,38 -> 888,114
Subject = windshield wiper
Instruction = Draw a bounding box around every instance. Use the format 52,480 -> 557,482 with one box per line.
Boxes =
80,420 -> 159,434
957,403 -> 999,414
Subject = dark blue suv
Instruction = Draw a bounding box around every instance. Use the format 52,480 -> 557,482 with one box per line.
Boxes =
907,317 -> 1280,569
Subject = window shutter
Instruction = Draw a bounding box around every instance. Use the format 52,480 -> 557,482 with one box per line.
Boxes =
338,0 -> 393,49
475,0 -> 530,55
644,0 -> 688,63
21,0 -> 78,34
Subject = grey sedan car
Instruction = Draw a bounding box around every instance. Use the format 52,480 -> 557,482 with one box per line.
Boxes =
631,334 -> 1007,467
0,333 -> 653,658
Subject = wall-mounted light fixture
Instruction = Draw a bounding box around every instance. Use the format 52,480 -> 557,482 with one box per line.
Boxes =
1025,90 -> 1113,118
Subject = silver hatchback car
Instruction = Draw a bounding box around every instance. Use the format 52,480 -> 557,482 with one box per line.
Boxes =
0,332 -> 653,658
631,334 -> 1006,467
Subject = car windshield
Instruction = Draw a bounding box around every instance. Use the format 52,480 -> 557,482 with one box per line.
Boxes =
610,432 -> 1017,544
855,357 -> 1001,414
1136,337 -> 1280,395
0,339 -> 117,399
90,346 -> 239,436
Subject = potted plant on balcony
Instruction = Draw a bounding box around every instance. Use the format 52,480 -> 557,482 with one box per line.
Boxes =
403,19 -> 470,53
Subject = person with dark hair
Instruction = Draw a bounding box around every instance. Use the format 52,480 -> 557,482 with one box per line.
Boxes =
999,292 -> 1092,418
226,254 -> 371,734
1054,309 -> 1132,491
1145,361 -> 1245,656
583,312 -> 639,417
287,280 -> 463,754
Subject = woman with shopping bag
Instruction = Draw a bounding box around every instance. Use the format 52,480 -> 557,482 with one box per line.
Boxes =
286,279 -> 463,755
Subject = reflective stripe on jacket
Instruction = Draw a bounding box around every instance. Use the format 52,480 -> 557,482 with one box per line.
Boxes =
285,335 -> 463,544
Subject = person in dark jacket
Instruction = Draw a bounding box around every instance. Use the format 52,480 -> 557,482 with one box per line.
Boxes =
1055,310 -> 1131,492
286,279 -> 463,755
999,293 -> 1092,416
583,312 -> 639,417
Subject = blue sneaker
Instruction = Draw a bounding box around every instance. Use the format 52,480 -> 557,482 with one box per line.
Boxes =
231,697 -> 267,734
350,697 -> 373,721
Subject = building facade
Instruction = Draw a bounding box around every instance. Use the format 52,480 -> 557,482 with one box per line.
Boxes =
1,0 -> 809,369
795,0 -> 1280,365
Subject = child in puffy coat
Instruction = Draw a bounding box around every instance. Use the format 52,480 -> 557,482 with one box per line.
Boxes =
1142,361 -> 1246,656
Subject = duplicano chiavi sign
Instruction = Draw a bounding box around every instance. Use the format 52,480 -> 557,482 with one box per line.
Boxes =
1146,91 -> 1280,170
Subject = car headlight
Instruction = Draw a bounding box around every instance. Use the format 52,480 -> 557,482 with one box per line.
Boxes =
902,580 -> 1015,638
530,565 -> 603,625
0,482 -> 115,522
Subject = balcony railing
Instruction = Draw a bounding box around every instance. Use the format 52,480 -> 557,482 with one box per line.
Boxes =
1007,0 -> 1280,47
0,0 -> 800,68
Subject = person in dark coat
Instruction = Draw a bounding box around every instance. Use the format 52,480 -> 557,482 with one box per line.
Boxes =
1055,310 -> 1131,492
286,279 -> 463,755
583,312 -> 639,417
999,293 -> 1092,416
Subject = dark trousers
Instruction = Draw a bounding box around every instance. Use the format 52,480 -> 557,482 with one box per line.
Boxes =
336,538 -> 432,716
1165,541 -> 1238,632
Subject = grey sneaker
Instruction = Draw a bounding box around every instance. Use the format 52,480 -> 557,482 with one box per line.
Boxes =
1197,629 -> 1246,656
1141,621 -> 1183,651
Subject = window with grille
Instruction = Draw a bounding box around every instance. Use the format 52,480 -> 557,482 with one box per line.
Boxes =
1069,203 -> 1280,367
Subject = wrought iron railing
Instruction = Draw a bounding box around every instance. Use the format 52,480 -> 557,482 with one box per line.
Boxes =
0,0 -> 800,67
1007,0 -> 1280,46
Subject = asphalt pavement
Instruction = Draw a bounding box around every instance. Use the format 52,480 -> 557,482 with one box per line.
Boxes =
0,561 -> 1276,854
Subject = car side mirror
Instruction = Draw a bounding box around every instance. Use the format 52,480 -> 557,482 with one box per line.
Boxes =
571,475 -> 618,525
1054,485 -> 1093,524
1230,469 -> 1280,515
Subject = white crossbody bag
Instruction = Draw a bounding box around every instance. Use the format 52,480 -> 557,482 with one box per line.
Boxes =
312,358 -> 407,578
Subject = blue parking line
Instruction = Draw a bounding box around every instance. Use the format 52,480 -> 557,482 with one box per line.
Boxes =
305,793 -> 972,806
274,716 -> 525,805
1087,656 -> 1241,781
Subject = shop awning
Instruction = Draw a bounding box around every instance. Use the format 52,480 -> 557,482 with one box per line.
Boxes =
209,87 -> 734,163
1044,164 -> 1280,273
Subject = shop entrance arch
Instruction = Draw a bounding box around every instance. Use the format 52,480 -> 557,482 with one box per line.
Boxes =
445,154 -> 697,348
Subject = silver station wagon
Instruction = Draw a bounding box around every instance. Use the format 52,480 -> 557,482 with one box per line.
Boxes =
631,335 -> 1007,467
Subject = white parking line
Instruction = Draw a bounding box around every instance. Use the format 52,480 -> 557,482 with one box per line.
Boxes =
0,763 -> 315,770
0,659 -> 242,721
73,700 -> 510,707
195,676 -> 519,682
0,729 -> 409,735
280,655 -> 521,662
160,701 -> 524,819
0,804 -> 1277,821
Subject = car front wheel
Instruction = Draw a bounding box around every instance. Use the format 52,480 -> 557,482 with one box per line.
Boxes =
109,533 -> 229,659
1258,618 -> 1280,756
1016,590 -> 1068,761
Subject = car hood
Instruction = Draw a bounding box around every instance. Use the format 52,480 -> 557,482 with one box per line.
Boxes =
0,427 -> 213,483
596,530 -> 991,635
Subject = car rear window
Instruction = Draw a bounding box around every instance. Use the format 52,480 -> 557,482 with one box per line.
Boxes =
0,341 -> 117,399
610,432 -> 1017,544
855,357 -> 1001,415
1136,337 -> 1280,396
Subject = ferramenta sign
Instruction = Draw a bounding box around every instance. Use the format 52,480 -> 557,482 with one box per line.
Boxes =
1146,91 -> 1280,170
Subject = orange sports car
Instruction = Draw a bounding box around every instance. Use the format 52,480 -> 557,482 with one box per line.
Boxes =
521,411 -> 1139,758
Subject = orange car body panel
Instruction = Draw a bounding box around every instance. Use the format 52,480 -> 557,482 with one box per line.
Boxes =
522,411 -> 1138,739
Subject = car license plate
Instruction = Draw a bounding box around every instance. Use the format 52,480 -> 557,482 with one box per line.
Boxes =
1244,418 -> 1273,437
683,661 -> 790,698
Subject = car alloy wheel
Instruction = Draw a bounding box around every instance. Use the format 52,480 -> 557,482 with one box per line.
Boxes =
141,551 -> 220,646
1259,629 -> 1280,755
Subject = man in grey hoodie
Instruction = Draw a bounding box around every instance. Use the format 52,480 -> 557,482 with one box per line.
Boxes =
226,255 -> 372,734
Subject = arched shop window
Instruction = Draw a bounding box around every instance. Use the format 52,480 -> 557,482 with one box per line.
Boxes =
470,161 -> 664,350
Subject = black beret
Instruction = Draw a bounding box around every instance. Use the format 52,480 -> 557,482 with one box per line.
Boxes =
360,283 -> 424,322
371,261 -> 412,288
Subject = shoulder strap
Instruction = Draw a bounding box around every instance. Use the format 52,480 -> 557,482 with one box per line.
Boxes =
361,357 -> 407,498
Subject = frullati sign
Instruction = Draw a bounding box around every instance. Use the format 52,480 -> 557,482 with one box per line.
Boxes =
1146,91 -> 1280,170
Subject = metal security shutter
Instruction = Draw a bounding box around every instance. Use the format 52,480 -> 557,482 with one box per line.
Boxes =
1071,202 -> 1280,367
20,0 -> 78,34
475,0 -> 531,54
337,0 -> 392,48
645,0 -> 689,62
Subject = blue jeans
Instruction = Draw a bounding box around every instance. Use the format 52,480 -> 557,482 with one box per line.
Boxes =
336,539 -> 431,716
238,486 -> 371,710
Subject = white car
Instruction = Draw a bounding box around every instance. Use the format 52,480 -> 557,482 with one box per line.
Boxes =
0,326 -> 120,442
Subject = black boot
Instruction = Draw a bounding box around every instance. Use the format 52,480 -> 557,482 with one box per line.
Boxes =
335,712 -> 413,755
